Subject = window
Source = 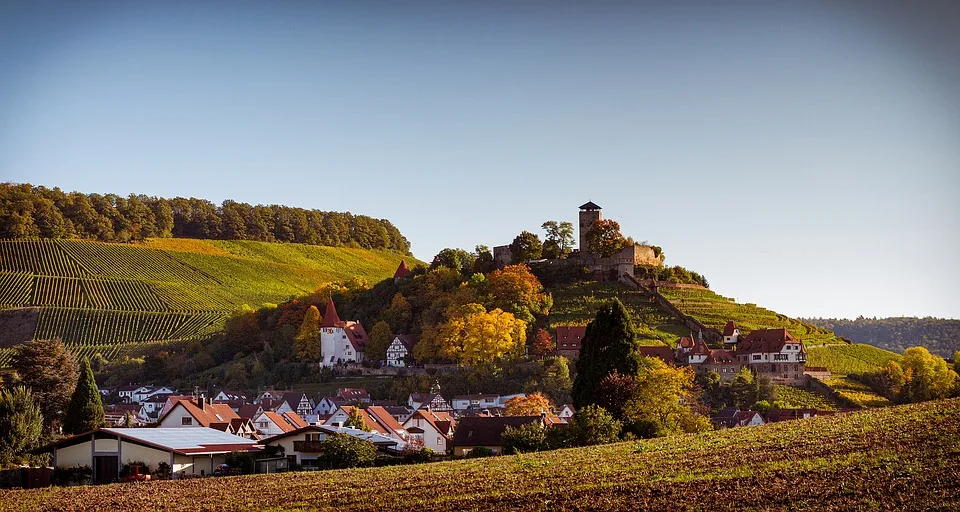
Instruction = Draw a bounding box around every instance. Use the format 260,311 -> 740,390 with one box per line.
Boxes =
752,355 -> 761,361
181,417 -> 193,426
437,437 -> 443,445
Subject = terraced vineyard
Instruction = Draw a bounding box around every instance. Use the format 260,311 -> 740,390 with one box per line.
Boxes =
658,287 -> 841,345
5,399 -> 957,511
548,281 -> 690,346
806,344 -> 903,376
0,239 -> 418,363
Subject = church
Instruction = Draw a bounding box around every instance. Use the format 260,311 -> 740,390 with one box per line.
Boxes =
319,298 -> 369,367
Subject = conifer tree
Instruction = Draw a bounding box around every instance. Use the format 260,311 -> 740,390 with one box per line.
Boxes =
63,357 -> 106,435
572,299 -> 641,409
295,305 -> 322,360
10,338 -> 77,433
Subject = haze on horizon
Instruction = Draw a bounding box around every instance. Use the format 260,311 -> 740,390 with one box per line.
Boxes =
1,1 -> 958,320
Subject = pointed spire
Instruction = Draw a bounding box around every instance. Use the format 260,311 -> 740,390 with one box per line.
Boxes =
320,297 -> 341,328
394,259 -> 411,279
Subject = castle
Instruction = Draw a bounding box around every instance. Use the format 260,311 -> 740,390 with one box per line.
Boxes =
319,298 -> 368,367
493,201 -> 662,279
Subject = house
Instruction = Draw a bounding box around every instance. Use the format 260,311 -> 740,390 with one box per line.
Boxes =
237,404 -> 264,421
723,321 -> 741,345
701,349 -> 741,382
711,408 -> 765,429
132,386 -> 174,404
735,328 -> 807,384
318,298 -> 368,367
256,390 -> 286,403
386,335 -> 418,367
277,392 -> 315,418
325,406 -> 408,443
157,397 -> 244,434
34,427 -> 258,484
557,405 -> 575,420
638,346 -> 678,366
452,394 -> 499,413
337,388 -> 372,404
158,395 -> 195,419
213,390 -> 248,402
313,396 -> 345,417
393,260 -> 412,281
555,326 -> 586,358
451,416 -> 543,456
403,409 -> 455,453
408,383 -> 453,413
103,404 -> 148,426
117,385 -> 149,403
380,405 -> 415,424
765,409 -> 820,423
252,411 -> 308,437
261,425 -> 403,468
496,394 -> 526,408
140,394 -> 174,420
676,331 -> 711,365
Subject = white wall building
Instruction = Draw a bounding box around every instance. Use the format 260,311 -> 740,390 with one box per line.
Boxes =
319,298 -> 368,367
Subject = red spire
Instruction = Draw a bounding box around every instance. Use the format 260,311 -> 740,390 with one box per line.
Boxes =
320,297 -> 341,328
394,259 -> 411,279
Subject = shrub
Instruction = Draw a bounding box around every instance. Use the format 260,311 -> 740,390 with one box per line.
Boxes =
320,433 -> 377,469
465,447 -> 495,458
502,422 -> 547,454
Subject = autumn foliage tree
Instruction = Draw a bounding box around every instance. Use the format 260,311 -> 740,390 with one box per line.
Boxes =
530,328 -> 555,359
874,346 -> 958,403
434,304 -> 527,365
295,305 -> 321,361
585,219 -> 633,257
486,264 -> 552,324
505,392 -> 555,416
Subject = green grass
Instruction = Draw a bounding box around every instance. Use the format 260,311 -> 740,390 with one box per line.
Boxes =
658,287 -> 842,346
806,344 -> 903,377
0,238 -> 420,362
5,399 -> 957,511
547,281 -> 690,346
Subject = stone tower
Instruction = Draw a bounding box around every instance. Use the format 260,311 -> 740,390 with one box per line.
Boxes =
578,201 -> 602,252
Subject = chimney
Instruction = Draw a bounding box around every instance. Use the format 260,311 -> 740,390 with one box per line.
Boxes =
198,394 -> 206,411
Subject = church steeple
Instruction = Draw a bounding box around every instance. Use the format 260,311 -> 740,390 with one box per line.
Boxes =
320,297 -> 342,328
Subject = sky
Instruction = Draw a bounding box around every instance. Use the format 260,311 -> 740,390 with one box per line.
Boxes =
1,1 -> 958,319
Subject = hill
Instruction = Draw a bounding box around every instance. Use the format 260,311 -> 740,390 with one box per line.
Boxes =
5,399 -> 957,511
0,238 -> 420,365
804,316 -> 960,359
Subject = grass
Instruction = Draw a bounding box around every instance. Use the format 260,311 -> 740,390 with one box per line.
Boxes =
547,281 -> 690,346
0,239 -> 420,362
806,344 -> 904,377
658,287 -> 841,346
4,399 -> 958,511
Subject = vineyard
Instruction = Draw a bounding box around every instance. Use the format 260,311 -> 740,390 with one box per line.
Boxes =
547,281 -> 690,346
806,344 -> 903,377
658,287 -> 841,345
0,239 -> 418,364
773,384 -> 844,410
4,399 -> 958,511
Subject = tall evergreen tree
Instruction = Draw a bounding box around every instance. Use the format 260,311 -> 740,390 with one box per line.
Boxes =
10,338 -> 78,433
63,357 -> 106,435
572,299 -> 642,409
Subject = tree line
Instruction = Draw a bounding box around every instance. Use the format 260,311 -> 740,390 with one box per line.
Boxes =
803,316 -> 960,358
0,183 -> 410,253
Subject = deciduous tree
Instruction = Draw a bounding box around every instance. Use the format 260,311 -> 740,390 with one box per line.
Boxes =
510,231 -> 543,263
294,305 -> 321,361
434,304 -> 527,365
567,404 -> 621,446
505,392 -> 554,416
320,433 -> 376,468
366,321 -> 393,363
585,219 -> 631,257
10,338 -> 77,433
530,328 -> 555,359
542,220 -> 575,256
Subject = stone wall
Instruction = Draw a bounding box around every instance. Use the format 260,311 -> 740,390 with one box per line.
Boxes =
621,274 -> 723,344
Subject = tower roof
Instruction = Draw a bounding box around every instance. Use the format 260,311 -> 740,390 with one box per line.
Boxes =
579,201 -> 602,210
320,298 -> 342,328
394,259 -> 411,279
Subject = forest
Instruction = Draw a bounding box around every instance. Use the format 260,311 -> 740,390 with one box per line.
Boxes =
804,316 -> 960,358
0,183 -> 410,253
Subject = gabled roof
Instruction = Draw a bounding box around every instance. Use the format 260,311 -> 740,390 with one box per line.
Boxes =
281,392 -> 310,409
259,411 -> 296,433
320,298 -> 342,328
405,409 -> 456,439
391,334 -> 419,352
705,349 -> 738,364
638,346 -> 677,365
691,335 -> 711,356
338,388 -> 370,401
723,321 -> 740,337
236,404 -> 262,420
329,406 -> 405,436
343,321 -> 368,352
159,398 -> 240,428
282,411 -> 308,429
452,416 -> 542,447
555,326 -> 587,350
394,260 -> 412,279
579,201 -> 602,210
738,328 -> 803,354
35,427 -> 259,456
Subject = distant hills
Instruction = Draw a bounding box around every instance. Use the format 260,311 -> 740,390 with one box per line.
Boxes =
0,238 -> 420,366
804,316 -> 960,358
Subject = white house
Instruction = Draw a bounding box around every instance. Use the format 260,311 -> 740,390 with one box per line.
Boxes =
452,394 -> 500,412
386,335 -> 418,367
157,398 -> 240,430
723,321 -> 741,345
274,392 -> 315,418
132,386 -> 174,404
319,298 -> 368,367
313,396 -> 345,417
558,404 -> 575,419
261,425 -> 404,468
325,406 -> 407,443
496,394 -> 526,408
735,328 -> 807,384
253,411 -> 307,437
117,385 -> 149,403
213,390 -> 248,402
402,409 -> 455,453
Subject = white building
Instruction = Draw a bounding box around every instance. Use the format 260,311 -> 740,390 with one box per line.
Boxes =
452,394 -> 500,412
402,409 -> 455,453
386,335 -> 417,367
319,298 -> 368,367
723,321 -> 741,345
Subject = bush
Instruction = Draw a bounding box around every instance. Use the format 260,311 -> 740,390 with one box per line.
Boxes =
567,405 -> 621,446
154,461 -> 171,480
464,447 -> 495,458
52,465 -> 92,486
320,433 -> 377,469
502,422 -> 547,454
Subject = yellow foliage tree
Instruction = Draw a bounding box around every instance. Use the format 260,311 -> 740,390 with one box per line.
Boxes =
294,305 -> 321,360
435,304 -> 527,365
505,392 -> 554,416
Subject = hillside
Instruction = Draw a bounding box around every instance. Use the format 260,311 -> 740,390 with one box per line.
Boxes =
5,399 -> 958,511
0,238 -> 420,365
658,286 -> 842,346
804,316 -> 960,358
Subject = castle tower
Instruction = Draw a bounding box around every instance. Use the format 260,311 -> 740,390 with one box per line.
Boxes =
320,297 -> 343,367
578,201 -> 602,252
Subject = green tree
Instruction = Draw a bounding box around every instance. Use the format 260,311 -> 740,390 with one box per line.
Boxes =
320,433 -> 377,469
366,321 -> 393,363
568,405 -> 622,446
510,231 -> 543,263
572,299 -> 642,409
10,338 -> 78,433
343,408 -> 371,432
0,387 -> 44,464
473,245 -> 496,274
502,422 -> 547,454
585,219 -> 631,257
889,346 -> 958,403
294,305 -> 321,361
542,220 -> 575,256
731,367 -> 758,409
63,357 -> 106,435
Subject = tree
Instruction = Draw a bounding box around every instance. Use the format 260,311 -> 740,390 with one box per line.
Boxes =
486,265 -> 552,325
63,357 -> 106,435
505,392 -> 554,416
434,304 -> 527,365
343,408 -> 371,432
510,231 -> 543,264
623,361 -> 711,438
567,405 -> 621,446
10,338 -> 78,433
431,248 -> 475,278
366,321 -> 393,363
473,245 -> 496,274
731,367 -> 758,409
572,299 -> 642,409
585,219 -> 631,257
595,370 -> 638,421
885,346 -> 958,403
542,221 -> 575,256
294,305 -> 321,361
319,433 -> 377,469
530,328 -> 555,359
502,422 -> 547,454
0,387 -> 43,464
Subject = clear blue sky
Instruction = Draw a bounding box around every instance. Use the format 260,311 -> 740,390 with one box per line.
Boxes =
1,1 -> 958,319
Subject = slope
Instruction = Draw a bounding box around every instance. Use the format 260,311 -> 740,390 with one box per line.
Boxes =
0,238 -> 420,364
6,399 -> 958,511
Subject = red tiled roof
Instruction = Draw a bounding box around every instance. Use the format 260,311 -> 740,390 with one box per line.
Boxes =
161,399 -> 240,428
344,321 -> 368,352
638,346 -> 676,365
738,328 -> 803,354
723,321 -> 739,337
282,411 -> 308,429
320,298 -> 342,328
394,260 -> 411,279
263,411 -> 296,433
555,326 -> 587,351
705,349 -> 737,364
407,409 -> 456,439
678,336 -> 695,349
691,336 -> 711,356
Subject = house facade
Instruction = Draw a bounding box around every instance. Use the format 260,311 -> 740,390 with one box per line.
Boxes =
403,409 -> 455,453
735,328 -> 807,384
452,394 -> 499,413
451,416 -> 543,457
319,298 -> 368,367
386,335 -> 418,367
555,326 -> 586,358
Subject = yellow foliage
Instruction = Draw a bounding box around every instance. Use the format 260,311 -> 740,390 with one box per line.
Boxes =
506,392 -> 554,416
435,304 -> 527,365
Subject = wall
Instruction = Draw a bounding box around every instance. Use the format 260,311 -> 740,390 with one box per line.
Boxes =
622,274 -> 723,344
55,442 -> 91,468
120,443 -> 171,472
